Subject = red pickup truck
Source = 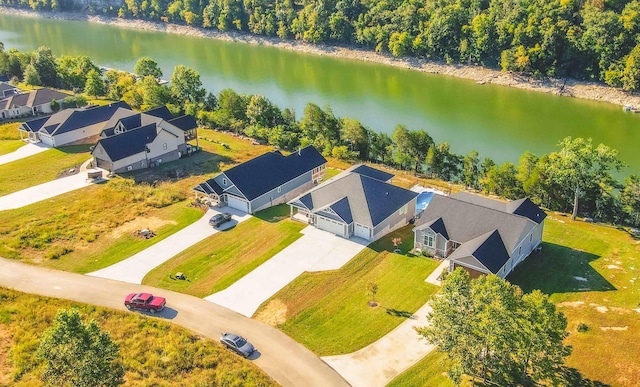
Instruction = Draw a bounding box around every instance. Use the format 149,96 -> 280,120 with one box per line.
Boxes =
124,293 -> 166,313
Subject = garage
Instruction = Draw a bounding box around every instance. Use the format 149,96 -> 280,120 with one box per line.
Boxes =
354,223 -> 371,240
316,216 -> 348,238
227,195 -> 249,212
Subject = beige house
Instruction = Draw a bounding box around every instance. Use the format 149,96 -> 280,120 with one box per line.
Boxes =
1,88 -> 69,120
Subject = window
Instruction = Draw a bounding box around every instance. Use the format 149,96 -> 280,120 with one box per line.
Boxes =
277,186 -> 281,193
399,204 -> 408,215
163,143 -> 167,150
424,233 -> 434,248
223,178 -> 227,186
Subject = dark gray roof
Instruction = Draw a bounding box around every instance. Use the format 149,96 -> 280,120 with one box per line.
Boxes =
19,116 -> 49,132
194,178 -> 224,196
25,101 -> 131,136
0,82 -> 19,98
448,229 -> 511,274
292,169 -> 417,227
451,192 -> 546,224
414,194 -> 538,253
222,146 -> 327,201
95,123 -> 157,162
349,164 -> 394,182
145,106 -> 174,120
426,217 -> 449,239
328,197 -> 353,224
168,115 -> 197,131
0,88 -> 69,110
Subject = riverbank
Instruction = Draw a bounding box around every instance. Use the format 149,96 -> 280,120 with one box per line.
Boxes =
3,5 -> 640,109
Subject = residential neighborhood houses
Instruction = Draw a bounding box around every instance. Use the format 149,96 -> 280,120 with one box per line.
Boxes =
194,145 -> 327,213
288,164 -> 418,242
1,86 -> 70,119
413,192 -> 546,279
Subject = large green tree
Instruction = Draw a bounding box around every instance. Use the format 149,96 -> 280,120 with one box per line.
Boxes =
134,57 -> 163,78
37,309 -> 124,387
547,137 -> 624,220
418,269 -> 571,386
621,175 -> 640,226
31,46 -> 58,87
169,64 -> 206,107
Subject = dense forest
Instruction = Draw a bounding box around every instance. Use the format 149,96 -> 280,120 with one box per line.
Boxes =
1,43 -> 639,227
3,0 -> 640,90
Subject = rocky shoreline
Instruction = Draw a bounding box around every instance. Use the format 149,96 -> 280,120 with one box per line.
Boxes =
3,5 -> 640,109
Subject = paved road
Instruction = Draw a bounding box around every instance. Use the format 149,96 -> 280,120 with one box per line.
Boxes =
0,142 -> 50,166
0,257 -> 349,387
322,303 -> 435,387
88,207 -> 252,284
205,227 -> 367,317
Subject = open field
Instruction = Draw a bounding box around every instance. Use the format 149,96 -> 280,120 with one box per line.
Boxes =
508,217 -> 640,386
255,225 -> 441,355
0,122 -> 21,140
143,205 -> 306,297
0,145 -> 91,196
0,287 -> 275,386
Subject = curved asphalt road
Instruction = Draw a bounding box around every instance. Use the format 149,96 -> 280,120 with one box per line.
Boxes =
0,258 -> 349,387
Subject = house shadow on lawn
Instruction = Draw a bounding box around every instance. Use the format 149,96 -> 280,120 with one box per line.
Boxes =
125,150 -> 232,183
507,242 -> 616,295
252,204 -> 292,223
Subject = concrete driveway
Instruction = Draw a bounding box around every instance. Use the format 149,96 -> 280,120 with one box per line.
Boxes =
0,142 -> 50,166
88,207 -> 251,284
0,257 -> 349,387
205,226 -> 368,317
322,303 -> 435,387
0,162 -> 100,211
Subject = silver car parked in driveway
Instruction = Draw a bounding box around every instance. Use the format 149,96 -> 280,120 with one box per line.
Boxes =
209,213 -> 232,227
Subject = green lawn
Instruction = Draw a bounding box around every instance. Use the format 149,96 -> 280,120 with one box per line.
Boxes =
0,145 -> 91,196
0,287 -> 275,386
0,140 -> 24,156
0,122 -> 21,140
255,226 -> 441,356
143,205 -> 306,298
507,217 -> 640,386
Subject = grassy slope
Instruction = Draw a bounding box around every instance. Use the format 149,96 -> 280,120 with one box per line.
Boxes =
143,205 -> 306,298
0,140 -> 24,156
0,288 -> 275,387
508,217 -> 640,386
0,145 -> 91,196
256,226 -> 441,355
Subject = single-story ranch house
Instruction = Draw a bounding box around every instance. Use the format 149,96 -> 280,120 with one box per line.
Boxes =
92,107 -> 197,173
194,146 -> 327,213
288,165 -> 418,242
18,101 -> 131,146
413,192 -> 546,279
0,82 -> 20,99
1,88 -> 70,120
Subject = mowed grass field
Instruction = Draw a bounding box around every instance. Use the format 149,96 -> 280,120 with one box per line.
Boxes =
508,217 -> 640,386
0,287 -> 275,387
254,225 -> 441,355
143,205 -> 306,298
390,218 -> 640,386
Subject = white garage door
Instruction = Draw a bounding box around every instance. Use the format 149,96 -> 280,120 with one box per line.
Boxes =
354,223 -> 371,240
317,216 -> 347,237
227,195 -> 249,212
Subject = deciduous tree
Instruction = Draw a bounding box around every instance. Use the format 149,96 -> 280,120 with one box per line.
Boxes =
37,309 -> 124,387
134,57 -> 163,78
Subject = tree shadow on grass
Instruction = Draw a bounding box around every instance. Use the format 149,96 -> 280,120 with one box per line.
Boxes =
558,366 -> 612,387
384,308 -> 415,319
507,242 -> 616,294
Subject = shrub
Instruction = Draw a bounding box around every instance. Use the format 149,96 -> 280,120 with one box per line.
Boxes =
577,323 -> 589,332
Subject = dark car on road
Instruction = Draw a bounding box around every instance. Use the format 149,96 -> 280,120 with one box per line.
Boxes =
220,332 -> 255,358
124,292 -> 166,313
209,212 -> 232,227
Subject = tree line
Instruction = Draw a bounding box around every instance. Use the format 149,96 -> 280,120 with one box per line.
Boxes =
5,0 -> 640,90
1,43 -> 638,227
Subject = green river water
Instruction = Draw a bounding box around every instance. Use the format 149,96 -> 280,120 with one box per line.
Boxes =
1,13 -> 638,174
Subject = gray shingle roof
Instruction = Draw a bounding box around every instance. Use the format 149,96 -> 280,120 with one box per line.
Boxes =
451,192 -> 546,224
145,106 -> 174,120
194,178 -> 224,196
95,123 -> 158,162
448,229 -> 511,274
291,169 -> 417,227
348,164 -> 394,182
0,88 -> 69,110
414,194 -> 538,253
222,146 -> 327,201
168,115 -> 197,131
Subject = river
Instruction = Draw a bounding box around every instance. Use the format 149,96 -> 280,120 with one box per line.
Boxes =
1,13 -> 638,174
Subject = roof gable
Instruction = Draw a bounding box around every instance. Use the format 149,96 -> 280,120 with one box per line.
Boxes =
168,115 -> 197,131
94,123 -> 158,162
425,217 -> 449,239
222,145 -> 327,201
328,197 -> 353,224
449,230 -> 511,274
361,175 -> 417,225
415,195 -> 538,253
45,101 -> 131,136
144,105 -> 174,120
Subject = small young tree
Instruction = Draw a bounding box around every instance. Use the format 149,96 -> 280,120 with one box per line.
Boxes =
367,282 -> 379,306
50,98 -> 60,112
37,309 -> 124,387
